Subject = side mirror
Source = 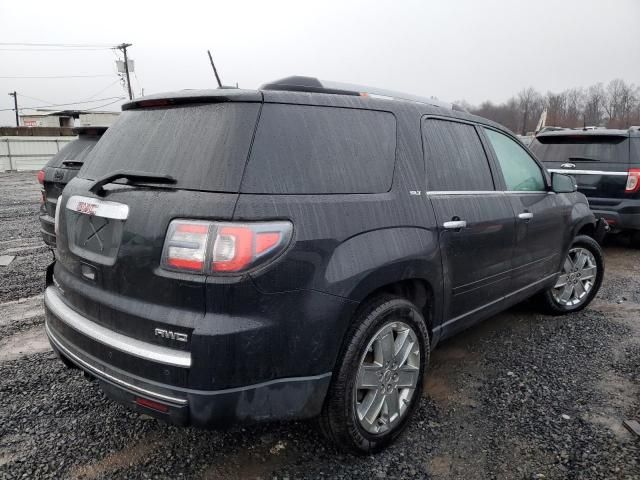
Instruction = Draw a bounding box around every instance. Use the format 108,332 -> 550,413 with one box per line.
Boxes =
551,172 -> 577,193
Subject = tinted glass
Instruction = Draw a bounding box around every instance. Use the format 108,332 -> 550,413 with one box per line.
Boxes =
485,128 -> 545,191
631,138 -> 640,165
241,104 -> 396,194
530,134 -> 629,164
79,103 -> 260,192
422,119 -> 494,191
45,137 -> 99,168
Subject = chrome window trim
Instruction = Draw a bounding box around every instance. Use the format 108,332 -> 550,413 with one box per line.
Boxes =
426,190 -> 503,196
504,191 -> 549,194
547,169 -> 628,176
66,195 -> 130,220
44,286 -> 191,368
426,190 -> 549,195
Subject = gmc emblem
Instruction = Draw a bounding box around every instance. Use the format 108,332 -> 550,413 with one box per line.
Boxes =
154,328 -> 188,343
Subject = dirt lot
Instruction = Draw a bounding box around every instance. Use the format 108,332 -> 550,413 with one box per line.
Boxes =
1,171 -> 638,479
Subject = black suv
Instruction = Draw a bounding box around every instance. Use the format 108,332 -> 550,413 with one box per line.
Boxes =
530,128 -> 640,245
38,127 -> 107,246
44,77 -> 604,453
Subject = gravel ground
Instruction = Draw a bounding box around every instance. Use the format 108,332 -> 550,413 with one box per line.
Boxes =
0,172 -> 52,303
0,171 -> 638,479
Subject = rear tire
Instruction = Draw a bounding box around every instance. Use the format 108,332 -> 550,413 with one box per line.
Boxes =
319,295 -> 429,454
630,230 -> 640,249
538,235 -> 604,315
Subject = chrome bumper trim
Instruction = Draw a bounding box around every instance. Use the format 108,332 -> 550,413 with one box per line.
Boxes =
547,169 -> 628,176
45,321 -> 187,406
44,286 -> 191,368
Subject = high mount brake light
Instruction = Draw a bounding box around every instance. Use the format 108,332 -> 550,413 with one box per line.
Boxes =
626,169 -> 640,193
161,220 -> 293,275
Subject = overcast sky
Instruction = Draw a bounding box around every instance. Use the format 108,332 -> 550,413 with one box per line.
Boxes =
1,0 -> 638,126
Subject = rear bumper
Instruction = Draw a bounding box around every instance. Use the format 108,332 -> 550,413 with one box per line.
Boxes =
39,213 -> 56,247
44,284 -> 333,427
589,198 -> 640,231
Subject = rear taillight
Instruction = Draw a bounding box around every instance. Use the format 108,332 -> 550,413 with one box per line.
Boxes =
161,220 -> 293,275
54,196 -> 62,236
37,169 -> 45,184
626,169 -> 640,193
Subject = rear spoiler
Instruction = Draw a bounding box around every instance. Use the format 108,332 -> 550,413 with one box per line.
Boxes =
72,126 -> 108,136
122,89 -> 262,111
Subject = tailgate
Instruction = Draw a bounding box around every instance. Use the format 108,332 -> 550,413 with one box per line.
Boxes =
51,100 -> 261,347
54,178 -> 239,346
43,166 -> 79,217
532,133 -> 630,200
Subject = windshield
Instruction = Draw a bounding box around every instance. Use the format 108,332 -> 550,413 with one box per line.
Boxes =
79,102 -> 260,192
530,135 -> 629,164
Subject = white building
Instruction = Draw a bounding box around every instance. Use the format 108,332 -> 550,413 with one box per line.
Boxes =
20,110 -> 119,128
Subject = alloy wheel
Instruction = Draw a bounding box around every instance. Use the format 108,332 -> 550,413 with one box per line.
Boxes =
354,321 -> 420,434
552,247 -> 598,307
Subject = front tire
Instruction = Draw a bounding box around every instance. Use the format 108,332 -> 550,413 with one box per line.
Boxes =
319,295 -> 429,454
539,235 -> 604,315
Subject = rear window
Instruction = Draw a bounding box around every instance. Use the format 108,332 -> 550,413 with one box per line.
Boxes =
46,138 -> 99,168
631,138 -> 640,164
79,103 -> 260,192
530,135 -> 629,164
241,104 -> 396,194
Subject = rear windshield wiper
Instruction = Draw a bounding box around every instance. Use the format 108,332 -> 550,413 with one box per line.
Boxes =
89,170 -> 176,195
62,160 -> 83,167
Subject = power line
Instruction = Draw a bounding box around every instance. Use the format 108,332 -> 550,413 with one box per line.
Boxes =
0,74 -> 115,79
0,47 -> 113,52
85,79 -> 122,100
0,96 -> 125,112
14,93 -> 55,104
84,98 -> 125,111
0,42 -> 115,48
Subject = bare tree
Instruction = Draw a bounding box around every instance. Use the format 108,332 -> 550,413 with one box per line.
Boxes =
517,87 -> 543,135
546,91 -> 567,126
584,83 -> 606,126
564,88 -> 585,128
465,79 -> 638,131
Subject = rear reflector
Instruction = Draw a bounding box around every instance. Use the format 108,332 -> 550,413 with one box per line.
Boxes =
135,397 -> 169,413
626,169 -> 640,193
161,220 -> 293,275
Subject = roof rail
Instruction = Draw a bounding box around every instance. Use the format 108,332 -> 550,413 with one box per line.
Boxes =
260,76 -> 457,110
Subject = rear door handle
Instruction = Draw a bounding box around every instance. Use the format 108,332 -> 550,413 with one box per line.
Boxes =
518,212 -> 534,220
443,220 -> 467,230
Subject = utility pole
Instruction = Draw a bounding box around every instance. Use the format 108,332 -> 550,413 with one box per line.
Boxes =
207,50 -> 223,88
8,91 -> 18,127
116,43 -> 134,100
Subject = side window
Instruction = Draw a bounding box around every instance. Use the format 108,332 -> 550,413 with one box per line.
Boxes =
484,128 -> 546,192
422,118 -> 494,191
242,104 -> 396,194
